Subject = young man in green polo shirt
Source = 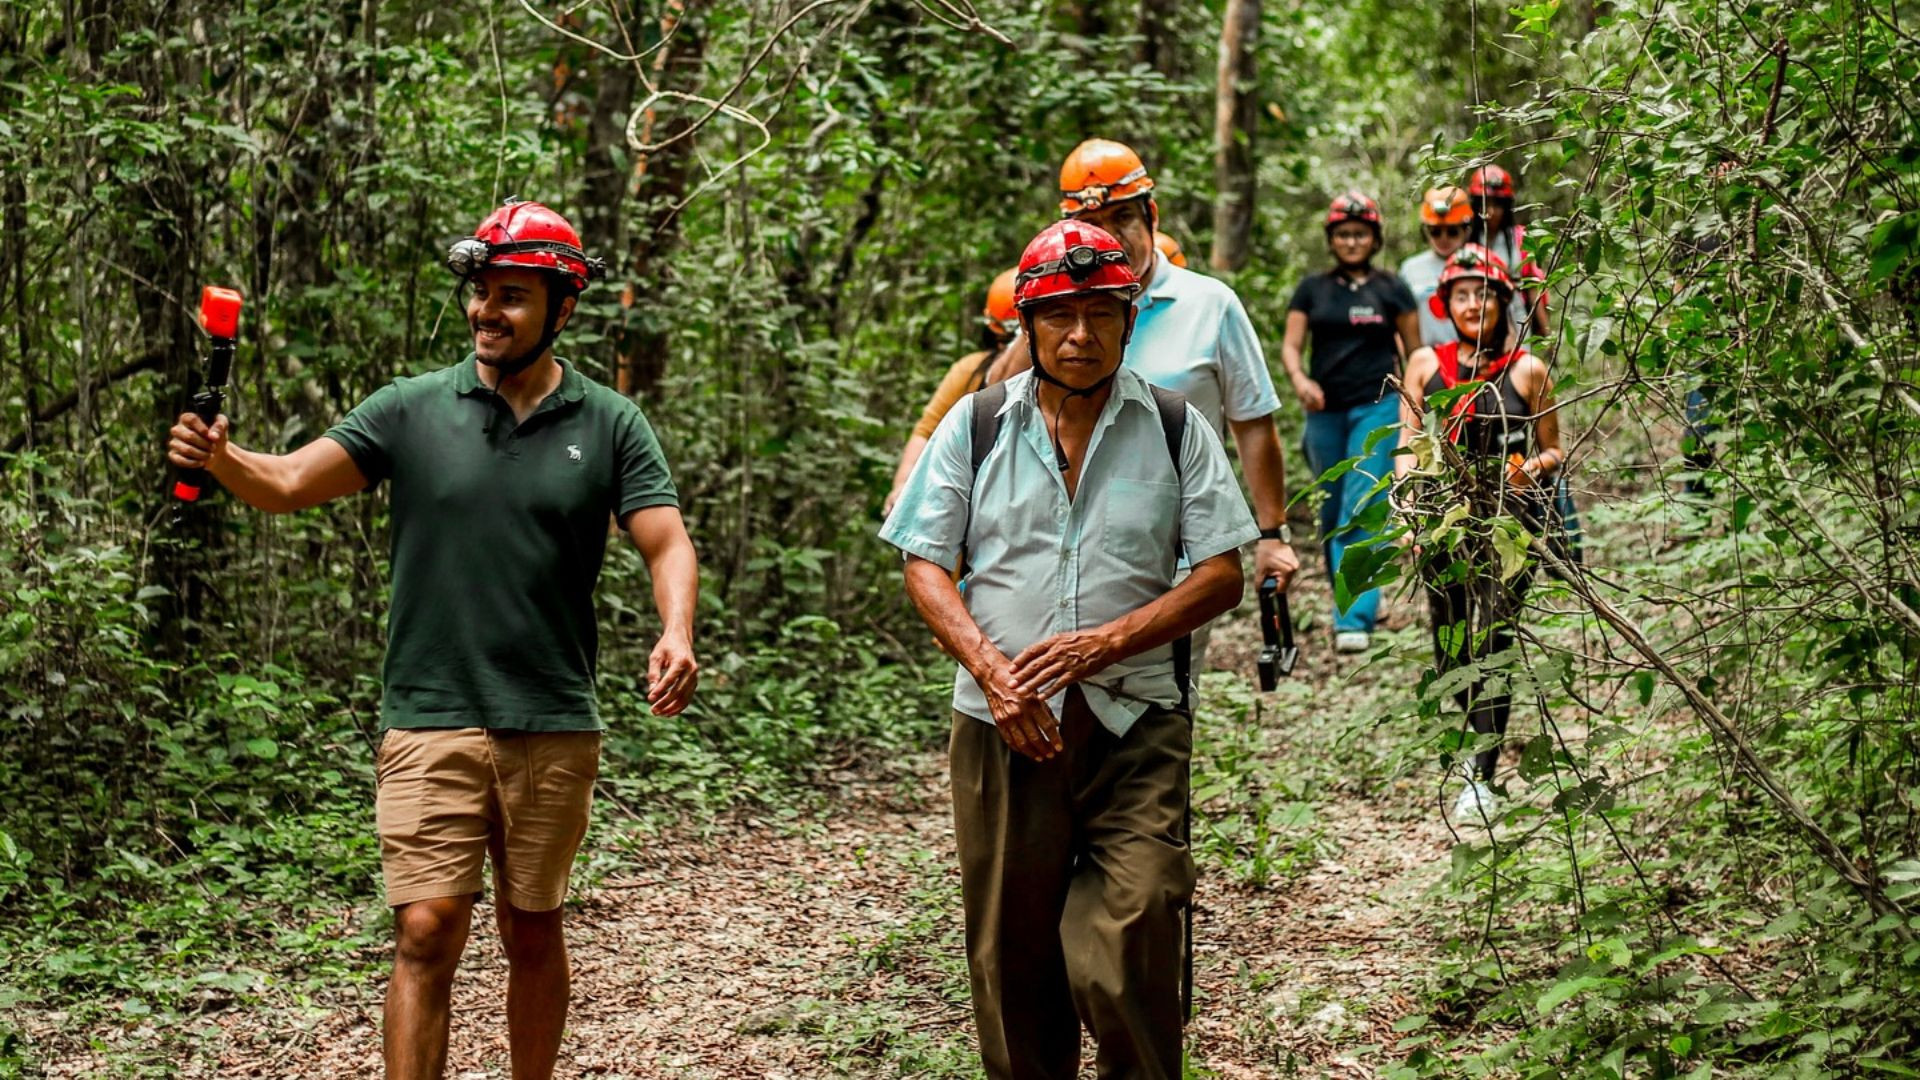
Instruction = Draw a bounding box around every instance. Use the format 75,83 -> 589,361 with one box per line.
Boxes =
166,199 -> 699,1079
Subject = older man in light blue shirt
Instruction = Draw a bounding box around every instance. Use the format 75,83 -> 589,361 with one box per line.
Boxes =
987,141 -> 1300,690
881,219 -> 1252,1080
882,365 -> 1257,736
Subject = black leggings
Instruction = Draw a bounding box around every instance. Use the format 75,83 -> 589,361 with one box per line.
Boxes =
1426,572 -> 1532,783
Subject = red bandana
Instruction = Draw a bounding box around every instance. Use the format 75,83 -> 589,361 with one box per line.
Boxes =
1433,342 -> 1526,443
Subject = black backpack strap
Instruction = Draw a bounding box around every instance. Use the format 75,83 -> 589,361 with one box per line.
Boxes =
969,381 -> 1009,477
1148,383 -> 1187,485
1146,384 -> 1194,718
961,382 -> 1011,571
968,349 -> 995,393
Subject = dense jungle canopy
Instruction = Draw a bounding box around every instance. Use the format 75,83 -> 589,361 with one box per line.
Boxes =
2,0 -> 1919,1076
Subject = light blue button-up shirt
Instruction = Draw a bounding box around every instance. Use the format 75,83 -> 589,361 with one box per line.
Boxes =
1124,253 -> 1282,437
879,367 -> 1258,737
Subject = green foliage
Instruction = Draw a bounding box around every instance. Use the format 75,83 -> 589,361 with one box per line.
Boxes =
1,0 -> 1916,1074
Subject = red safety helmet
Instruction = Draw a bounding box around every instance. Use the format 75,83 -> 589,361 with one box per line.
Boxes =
1014,220 -> 1140,310
446,197 -> 605,292
1059,139 -> 1156,215
1467,165 -> 1515,201
1428,243 -> 1515,319
983,267 -> 1019,337
1326,191 -> 1383,234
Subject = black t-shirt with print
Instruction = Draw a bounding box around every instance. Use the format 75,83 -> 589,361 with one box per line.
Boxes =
1288,269 -> 1417,411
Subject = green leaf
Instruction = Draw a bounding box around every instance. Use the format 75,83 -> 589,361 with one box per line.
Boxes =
1868,212 -> 1918,282
244,737 -> 279,761
1537,974 -> 1613,1013
1489,518 -> 1534,583
1586,937 -> 1632,969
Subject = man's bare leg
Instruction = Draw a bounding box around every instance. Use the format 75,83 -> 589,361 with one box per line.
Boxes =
498,901 -> 570,1079
385,895 -> 475,1080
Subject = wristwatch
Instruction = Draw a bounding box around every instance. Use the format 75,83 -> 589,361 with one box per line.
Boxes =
1259,524 -> 1293,544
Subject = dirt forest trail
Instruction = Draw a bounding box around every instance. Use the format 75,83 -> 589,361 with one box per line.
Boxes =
61,558 -> 1462,1079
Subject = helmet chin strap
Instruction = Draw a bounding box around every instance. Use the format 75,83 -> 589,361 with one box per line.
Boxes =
1023,315 -> 1126,473
476,289 -> 569,433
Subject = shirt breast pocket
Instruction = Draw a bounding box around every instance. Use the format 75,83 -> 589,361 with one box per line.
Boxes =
1103,477 -> 1181,567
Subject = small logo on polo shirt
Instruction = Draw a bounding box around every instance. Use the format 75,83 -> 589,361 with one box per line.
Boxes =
567,445 -> 582,462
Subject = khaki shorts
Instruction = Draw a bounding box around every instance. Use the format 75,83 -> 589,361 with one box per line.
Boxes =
375,728 -> 601,911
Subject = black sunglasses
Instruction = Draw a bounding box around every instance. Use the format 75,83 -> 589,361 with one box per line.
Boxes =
1425,225 -> 1469,238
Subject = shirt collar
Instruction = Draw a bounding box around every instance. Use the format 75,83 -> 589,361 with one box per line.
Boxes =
1004,366 -> 1153,416
453,353 -> 587,406
1136,252 -> 1177,310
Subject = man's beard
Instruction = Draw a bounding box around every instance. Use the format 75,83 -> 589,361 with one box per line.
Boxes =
474,323 -> 544,376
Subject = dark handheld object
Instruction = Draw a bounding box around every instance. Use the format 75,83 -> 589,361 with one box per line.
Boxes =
171,286 -> 244,503
1256,577 -> 1298,691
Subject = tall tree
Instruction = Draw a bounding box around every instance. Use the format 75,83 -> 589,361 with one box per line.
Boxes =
1209,0 -> 1260,271
615,1 -> 704,399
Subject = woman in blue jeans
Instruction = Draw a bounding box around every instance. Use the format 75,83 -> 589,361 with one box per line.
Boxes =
1279,192 -> 1422,652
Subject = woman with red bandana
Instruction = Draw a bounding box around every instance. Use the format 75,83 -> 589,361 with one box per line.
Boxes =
1396,244 -> 1563,823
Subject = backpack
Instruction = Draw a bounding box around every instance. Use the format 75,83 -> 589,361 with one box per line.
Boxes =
963,378 -> 1194,715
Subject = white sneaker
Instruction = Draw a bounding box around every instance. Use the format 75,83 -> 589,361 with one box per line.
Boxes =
1453,780 -> 1498,823
1334,631 -> 1370,653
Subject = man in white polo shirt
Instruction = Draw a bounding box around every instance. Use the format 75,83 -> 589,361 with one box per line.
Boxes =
993,140 -> 1297,673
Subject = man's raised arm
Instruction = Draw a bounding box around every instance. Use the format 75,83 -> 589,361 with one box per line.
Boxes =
166,414 -> 369,514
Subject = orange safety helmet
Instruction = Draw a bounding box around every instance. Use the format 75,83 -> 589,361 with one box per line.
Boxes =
446,197 -> 605,292
983,267 -> 1019,338
1420,186 -> 1474,227
1153,231 -> 1188,268
1467,165 -> 1516,201
1058,139 -> 1156,215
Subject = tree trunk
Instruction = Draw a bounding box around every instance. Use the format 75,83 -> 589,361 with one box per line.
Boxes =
616,1 -> 704,399
1210,0 -> 1260,272
1135,0 -> 1179,77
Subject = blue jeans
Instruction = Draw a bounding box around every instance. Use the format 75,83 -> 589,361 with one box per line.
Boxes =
1302,396 -> 1400,632
1553,474 -> 1583,565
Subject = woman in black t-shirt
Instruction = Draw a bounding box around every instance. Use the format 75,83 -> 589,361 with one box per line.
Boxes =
1279,191 -> 1421,654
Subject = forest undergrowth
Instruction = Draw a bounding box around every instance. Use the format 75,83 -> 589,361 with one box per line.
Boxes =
4,490 -> 1894,1078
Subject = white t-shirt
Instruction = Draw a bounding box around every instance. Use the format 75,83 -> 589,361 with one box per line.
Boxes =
1398,249 -> 1452,350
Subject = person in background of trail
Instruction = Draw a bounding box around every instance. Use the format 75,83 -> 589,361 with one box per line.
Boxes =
1154,229 -> 1189,269
167,199 -> 700,1080
886,267 -> 1020,514
1467,165 -> 1551,339
1280,192 -> 1422,654
1396,244 -> 1564,824
882,219 -> 1254,1079
1399,186 -> 1475,350
993,139 -> 1299,663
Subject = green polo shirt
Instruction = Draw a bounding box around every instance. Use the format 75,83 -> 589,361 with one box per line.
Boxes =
323,355 -> 678,732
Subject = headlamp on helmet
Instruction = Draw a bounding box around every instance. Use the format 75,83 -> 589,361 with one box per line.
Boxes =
1017,245 -> 1128,290
446,238 -> 606,286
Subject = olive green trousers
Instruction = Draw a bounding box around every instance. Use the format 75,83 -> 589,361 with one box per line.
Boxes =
948,688 -> 1194,1080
